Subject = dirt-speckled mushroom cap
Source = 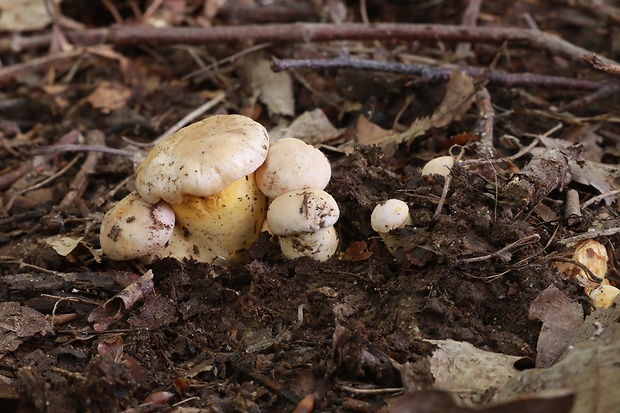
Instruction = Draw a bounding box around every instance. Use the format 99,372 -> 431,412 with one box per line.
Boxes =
267,189 -> 339,236
136,115 -> 269,205
279,226 -> 339,262
371,199 -> 412,233
100,192 -> 175,260
255,137 -> 331,198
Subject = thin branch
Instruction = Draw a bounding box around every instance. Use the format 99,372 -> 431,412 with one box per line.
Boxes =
460,234 -> 541,264
557,227 -> 620,245
473,87 -> 496,157
2,23 -> 618,66
580,189 -> 620,209
271,56 -> 604,91
455,0 -> 483,57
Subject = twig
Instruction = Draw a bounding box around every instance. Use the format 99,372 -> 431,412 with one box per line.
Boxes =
583,53 -> 620,79
557,227 -> 620,245
35,144 -> 136,158
455,0 -> 483,57
560,83 -> 620,113
271,56 -> 603,91
0,48 -> 84,84
3,23 -> 618,66
580,189 -> 620,209
460,234 -> 541,264
433,149 -> 464,220
3,154 -> 82,214
547,257 -> 603,283
150,90 -> 228,146
339,385 -> 403,395
473,87 -> 496,157
0,130 -> 81,190
58,131 -> 105,213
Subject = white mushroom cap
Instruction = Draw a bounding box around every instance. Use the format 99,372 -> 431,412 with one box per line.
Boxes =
371,199 -> 412,233
135,114 -> 269,204
255,137 -> 331,198
100,192 -> 175,260
421,155 -> 454,177
279,226 -> 339,262
267,189 -> 339,236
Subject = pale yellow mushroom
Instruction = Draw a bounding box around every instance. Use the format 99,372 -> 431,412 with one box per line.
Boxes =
110,114 -> 270,265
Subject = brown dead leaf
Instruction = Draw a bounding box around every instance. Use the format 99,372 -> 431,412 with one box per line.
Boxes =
355,114 -> 391,145
431,70 -> 476,129
269,109 -> 341,144
86,81 -> 132,114
238,52 -> 295,119
342,240 -> 373,262
496,307 -> 620,413
390,389 -> 574,413
0,302 -> 54,356
529,285 -> 583,368
0,0 -> 63,31
427,339 -> 521,395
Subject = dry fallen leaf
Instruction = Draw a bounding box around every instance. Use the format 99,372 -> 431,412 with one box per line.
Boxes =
269,108 -> 341,144
46,235 -> 83,257
427,339 -> 521,395
86,81 -> 132,114
355,114 -> 392,145
0,0 -> 63,31
431,70 -> 476,129
0,302 -> 54,356
238,52 -> 295,119
528,285 -> 583,368
390,389 -> 574,413
496,305 -> 620,413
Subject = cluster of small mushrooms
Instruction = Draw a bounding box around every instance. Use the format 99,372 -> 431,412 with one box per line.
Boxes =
370,155 -> 454,255
100,115 -> 339,265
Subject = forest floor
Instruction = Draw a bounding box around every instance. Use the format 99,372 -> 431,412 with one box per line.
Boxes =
0,1 -> 620,412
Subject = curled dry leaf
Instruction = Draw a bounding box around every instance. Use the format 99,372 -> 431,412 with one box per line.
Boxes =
88,270 -> 154,331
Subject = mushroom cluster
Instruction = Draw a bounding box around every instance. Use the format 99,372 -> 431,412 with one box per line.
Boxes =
100,116 -> 339,265
255,138 -> 339,261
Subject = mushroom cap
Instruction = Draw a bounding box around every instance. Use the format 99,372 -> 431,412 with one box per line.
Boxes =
279,226 -> 339,262
255,137 -> 331,198
421,155 -> 454,177
371,199 -> 412,233
267,189 -> 340,236
136,115 -> 269,205
151,173 -> 267,265
100,192 -> 175,260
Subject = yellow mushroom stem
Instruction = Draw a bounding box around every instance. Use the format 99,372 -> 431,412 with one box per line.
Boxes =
153,173 -> 266,265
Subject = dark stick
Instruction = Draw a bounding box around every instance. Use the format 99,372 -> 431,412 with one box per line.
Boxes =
271,56 -> 604,91
3,23 -> 618,66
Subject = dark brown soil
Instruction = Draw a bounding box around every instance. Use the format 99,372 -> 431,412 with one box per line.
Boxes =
1,1 -> 619,412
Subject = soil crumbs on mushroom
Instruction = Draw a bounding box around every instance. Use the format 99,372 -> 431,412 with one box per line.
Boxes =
1,2 -> 620,412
